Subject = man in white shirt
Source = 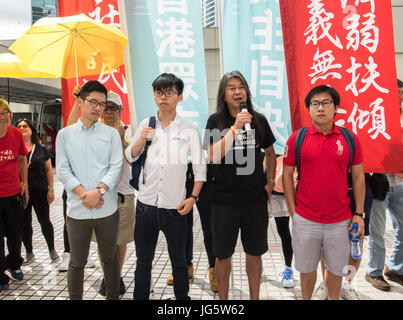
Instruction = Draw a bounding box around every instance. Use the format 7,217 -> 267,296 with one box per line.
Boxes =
126,73 -> 206,300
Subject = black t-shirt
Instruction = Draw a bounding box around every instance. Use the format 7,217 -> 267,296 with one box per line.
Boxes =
27,144 -> 51,190
203,112 -> 276,206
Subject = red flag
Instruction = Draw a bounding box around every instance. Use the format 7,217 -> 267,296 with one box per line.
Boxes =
279,0 -> 403,173
57,0 -> 130,126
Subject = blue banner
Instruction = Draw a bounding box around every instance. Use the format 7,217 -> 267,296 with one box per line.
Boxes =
123,0 -> 209,133
222,0 -> 291,154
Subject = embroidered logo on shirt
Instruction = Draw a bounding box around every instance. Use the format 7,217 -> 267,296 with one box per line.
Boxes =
336,139 -> 343,156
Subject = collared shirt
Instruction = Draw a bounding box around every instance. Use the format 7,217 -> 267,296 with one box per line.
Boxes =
125,113 -> 206,209
283,124 -> 363,224
56,119 -> 123,220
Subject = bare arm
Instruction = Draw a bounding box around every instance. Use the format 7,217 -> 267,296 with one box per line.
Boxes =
282,164 -> 296,217
264,145 -> 276,199
350,163 -> 365,239
18,155 -> 29,203
66,86 -> 81,126
44,158 -> 55,204
177,181 -> 204,215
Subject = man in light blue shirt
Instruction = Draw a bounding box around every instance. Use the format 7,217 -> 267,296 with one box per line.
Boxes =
56,81 -> 123,300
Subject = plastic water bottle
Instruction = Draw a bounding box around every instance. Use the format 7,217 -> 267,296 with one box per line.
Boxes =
350,223 -> 362,259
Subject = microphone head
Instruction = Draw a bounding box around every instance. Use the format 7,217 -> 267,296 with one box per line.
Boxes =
240,102 -> 248,111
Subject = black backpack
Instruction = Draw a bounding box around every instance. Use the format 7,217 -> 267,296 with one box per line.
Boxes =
129,117 -> 156,190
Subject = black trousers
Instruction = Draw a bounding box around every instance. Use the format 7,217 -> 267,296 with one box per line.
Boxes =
22,187 -> 55,253
274,217 -> 293,267
62,189 -> 70,253
0,194 -> 23,285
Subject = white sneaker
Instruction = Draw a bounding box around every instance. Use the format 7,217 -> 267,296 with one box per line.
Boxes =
85,257 -> 96,268
58,252 -> 70,272
340,283 -> 360,300
313,281 -> 328,300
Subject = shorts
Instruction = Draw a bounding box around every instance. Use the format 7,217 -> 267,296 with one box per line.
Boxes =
292,212 -> 351,277
212,198 -> 268,259
92,193 -> 135,245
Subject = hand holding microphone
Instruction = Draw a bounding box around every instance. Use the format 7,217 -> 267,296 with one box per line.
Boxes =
234,102 -> 252,131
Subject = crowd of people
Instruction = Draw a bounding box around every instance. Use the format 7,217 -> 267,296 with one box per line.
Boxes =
0,73 -> 402,300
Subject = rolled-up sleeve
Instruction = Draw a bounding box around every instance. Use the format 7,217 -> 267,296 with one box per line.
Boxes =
100,130 -> 123,190
125,119 -> 147,163
56,130 -> 81,192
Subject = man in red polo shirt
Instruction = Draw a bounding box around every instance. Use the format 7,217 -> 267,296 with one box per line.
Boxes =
282,85 -> 365,300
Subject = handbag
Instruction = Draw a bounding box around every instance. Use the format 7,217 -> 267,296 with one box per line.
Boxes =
129,117 -> 156,191
369,173 -> 389,201
16,193 -> 27,210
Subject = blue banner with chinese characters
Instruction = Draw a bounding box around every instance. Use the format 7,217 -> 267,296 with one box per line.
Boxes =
123,0 -> 209,133
222,0 -> 291,154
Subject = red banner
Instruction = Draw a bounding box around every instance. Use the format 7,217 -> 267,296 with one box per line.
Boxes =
279,0 -> 403,173
57,0 -> 129,126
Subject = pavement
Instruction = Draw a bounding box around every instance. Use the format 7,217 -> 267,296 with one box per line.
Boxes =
1,173 -> 402,301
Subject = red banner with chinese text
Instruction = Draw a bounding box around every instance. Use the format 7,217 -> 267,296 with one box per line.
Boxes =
57,0 -> 129,126
279,0 -> 403,173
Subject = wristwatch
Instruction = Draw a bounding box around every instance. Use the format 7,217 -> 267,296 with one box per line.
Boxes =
354,212 -> 365,219
190,194 -> 199,202
96,186 -> 106,196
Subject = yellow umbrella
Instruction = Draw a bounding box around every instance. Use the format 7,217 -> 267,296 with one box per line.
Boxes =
0,53 -> 57,78
9,13 -> 128,84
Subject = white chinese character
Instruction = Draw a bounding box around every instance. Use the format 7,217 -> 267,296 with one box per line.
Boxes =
345,13 -> 360,51
157,0 -> 188,15
255,101 -> 287,146
89,4 -> 120,27
156,18 -> 195,58
359,56 -> 388,94
304,0 -> 343,49
251,55 -> 284,99
348,102 -> 370,134
251,8 -> 272,51
367,98 -> 391,140
360,13 -> 379,53
340,0 -> 375,13
345,56 -> 362,96
308,48 -> 342,84
96,69 -> 128,95
159,62 -> 199,101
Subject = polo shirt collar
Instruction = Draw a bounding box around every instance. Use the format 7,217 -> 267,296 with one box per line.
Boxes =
308,123 -> 341,136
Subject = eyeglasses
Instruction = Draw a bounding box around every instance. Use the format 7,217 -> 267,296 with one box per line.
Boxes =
309,99 -> 334,109
154,90 -> 178,98
17,124 -> 29,129
0,111 -> 10,118
104,105 -> 120,112
84,98 -> 106,109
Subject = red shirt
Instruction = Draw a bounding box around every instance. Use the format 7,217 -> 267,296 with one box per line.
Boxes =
0,126 -> 28,197
283,124 -> 363,224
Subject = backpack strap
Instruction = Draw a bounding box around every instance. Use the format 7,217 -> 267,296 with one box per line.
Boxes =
339,126 -> 356,172
141,116 -> 156,184
295,127 -> 308,180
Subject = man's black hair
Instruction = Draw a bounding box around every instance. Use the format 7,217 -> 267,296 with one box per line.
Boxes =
152,73 -> 184,95
304,85 -> 341,108
398,79 -> 403,88
79,80 -> 107,99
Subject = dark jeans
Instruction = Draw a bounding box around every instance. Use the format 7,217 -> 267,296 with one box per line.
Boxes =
22,187 -> 55,253
0,195 -> 23,285
134,201 -> 190,300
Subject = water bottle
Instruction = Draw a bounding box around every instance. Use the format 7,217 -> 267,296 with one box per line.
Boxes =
350,223 -> 362,259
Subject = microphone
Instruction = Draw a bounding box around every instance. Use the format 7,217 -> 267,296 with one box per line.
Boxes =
240,102 -> 251,131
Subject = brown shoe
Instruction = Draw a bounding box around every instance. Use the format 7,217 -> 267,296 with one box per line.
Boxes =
166,265 -> 194,286
365,272 -> 391,291
208,267 -> 218,293
384,267 -> 403,286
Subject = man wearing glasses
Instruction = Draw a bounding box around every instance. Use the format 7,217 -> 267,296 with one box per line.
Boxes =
126,73 -> 206,300
282,85 -> 365,300
56,81 -> 123,300
0,99 -> 29,293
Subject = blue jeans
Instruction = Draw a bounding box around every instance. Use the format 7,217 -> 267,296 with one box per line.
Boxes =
133,201 -> 190,300
367,183 -> 403,276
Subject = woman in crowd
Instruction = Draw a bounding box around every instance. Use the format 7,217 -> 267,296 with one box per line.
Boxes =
15,119 -> 59,264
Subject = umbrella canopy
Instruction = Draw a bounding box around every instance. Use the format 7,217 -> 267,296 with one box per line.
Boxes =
0,53 -> 57,78
9,14 -> 128,83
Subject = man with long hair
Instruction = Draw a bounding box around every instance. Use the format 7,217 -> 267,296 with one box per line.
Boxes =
204,70 -> 276,300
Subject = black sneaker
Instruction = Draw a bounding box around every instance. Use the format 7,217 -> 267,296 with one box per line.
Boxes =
98,278 -> 106,296
120,277 -> 126,295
